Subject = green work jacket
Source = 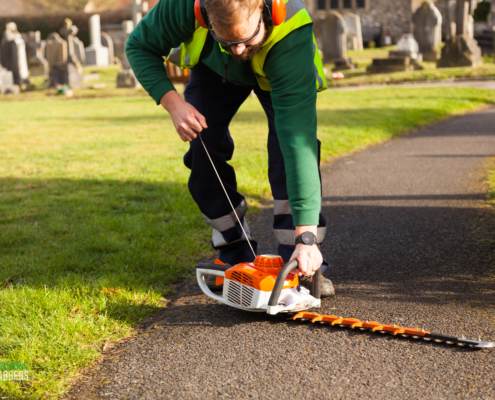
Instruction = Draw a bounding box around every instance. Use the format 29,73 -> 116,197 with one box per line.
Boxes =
126,0 -> 326,226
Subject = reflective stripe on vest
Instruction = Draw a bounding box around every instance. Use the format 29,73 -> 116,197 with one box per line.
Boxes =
167,0 -> 327,92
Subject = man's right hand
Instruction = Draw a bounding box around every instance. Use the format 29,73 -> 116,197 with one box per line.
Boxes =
160,90 -> 208,142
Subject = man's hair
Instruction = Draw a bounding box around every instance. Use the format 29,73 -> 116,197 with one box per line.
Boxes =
205,0 -> 264,33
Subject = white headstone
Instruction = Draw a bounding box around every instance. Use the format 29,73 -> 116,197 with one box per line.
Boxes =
0,63 -> 20,94
101,31 -> 114,65
343,12 -> 363,51
85,14 -> 109,66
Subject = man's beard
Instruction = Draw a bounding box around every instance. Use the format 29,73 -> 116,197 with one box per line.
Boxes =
223,29 -> 268,62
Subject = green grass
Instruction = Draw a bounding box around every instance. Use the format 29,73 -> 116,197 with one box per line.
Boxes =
488,163 -> 495,203
1,87 -> 495,398
326,47 -> 495,87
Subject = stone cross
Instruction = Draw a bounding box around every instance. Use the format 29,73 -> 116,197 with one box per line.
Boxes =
486,0 -> 495,28
438,0 -> 482,68
126,0 -> 149,27
412,1 -> 442,61
456,0 -> 483,35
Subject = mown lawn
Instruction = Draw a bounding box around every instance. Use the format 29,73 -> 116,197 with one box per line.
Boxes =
1,86 -> 495,399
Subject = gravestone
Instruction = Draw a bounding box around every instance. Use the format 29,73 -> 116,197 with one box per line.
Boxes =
0,64 -> 20,94
0,22 -> 30,86
116,19 -> 141,87
102,20 -> 133,64
488,0 -> 495,28
343,12 -> 363,51
116,69 -> 141,88
367,57 -> 413,74
22,31 -> 48,76
101,31 -> 114,64
45,33 -> 66,69
49,19 -> 82,88
389,33 -> 423,68
438,0 -> 483,68
412,1 -> 442,61
367,33 -> 423,74
314,11 -> 354,70
447,0 -> 457,40
85,14 -> 109,66
69,25 -> 86,66
126,0 -> 149,27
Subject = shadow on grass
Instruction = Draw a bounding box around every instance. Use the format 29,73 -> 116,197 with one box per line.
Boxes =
0,177 -> 214,324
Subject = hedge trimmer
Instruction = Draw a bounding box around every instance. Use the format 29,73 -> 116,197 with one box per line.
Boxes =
195,132 -> 495,349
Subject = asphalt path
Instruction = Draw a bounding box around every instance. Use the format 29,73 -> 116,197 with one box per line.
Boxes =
69,107 -> 495,399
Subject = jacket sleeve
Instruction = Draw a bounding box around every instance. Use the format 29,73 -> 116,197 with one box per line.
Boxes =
125,0 -> 196,104
263,24 -> 321,227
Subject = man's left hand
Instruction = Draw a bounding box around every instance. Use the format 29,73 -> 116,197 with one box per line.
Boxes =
290,243 -> 323,276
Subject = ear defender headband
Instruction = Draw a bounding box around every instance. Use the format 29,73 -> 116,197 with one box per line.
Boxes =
194,0 -> 286,29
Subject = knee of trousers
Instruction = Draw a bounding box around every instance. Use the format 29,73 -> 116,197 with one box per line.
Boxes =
272,199 -> 327,246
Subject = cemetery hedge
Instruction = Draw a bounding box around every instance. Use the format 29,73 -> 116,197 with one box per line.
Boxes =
0,10 -> 134,47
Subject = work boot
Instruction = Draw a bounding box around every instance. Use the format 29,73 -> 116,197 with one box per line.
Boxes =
205,275 -> 224,292
298,275 -> 335,298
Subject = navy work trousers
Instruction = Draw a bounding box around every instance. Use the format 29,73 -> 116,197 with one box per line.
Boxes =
183,64 -> 327,265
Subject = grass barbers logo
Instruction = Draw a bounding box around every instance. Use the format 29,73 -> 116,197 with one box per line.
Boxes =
0,361 -> 30,381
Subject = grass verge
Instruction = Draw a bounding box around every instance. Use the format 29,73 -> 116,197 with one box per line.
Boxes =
327,47 -> 495,87
1,87 -> 495,398
488,164 -> 495,204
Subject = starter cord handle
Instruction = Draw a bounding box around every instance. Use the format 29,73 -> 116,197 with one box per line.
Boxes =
268,260 -> 322,307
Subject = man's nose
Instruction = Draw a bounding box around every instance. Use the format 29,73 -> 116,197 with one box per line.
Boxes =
231,44 -> 245,55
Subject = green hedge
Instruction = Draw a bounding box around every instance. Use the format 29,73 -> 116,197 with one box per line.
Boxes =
0,10 -> 135,47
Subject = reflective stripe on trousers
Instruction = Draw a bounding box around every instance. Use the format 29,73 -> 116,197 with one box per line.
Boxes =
183,65 -> 325,264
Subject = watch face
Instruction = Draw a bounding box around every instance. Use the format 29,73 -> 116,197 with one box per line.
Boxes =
302,231 -> 317,245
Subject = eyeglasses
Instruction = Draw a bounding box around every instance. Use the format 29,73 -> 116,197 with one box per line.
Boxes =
208,11 -> 263,47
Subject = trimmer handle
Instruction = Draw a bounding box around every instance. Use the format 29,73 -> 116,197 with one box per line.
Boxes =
268,259 -> 321,307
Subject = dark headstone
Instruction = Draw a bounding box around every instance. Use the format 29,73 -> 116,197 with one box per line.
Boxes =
116,69 -> 141,88
314,11 -> 354,71
366,57 -> 413,74
49,19 -> 82,88
22,31 -> 48,77
412,2 -> 442,61
0,22 -> 29,86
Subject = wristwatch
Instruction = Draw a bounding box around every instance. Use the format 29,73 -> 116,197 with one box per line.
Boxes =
295,231 -> 318,246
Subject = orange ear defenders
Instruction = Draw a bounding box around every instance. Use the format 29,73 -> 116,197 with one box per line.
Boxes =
194,0 -> 286,29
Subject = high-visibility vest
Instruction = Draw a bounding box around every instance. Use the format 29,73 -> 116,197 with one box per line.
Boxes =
167,0 -> 327,92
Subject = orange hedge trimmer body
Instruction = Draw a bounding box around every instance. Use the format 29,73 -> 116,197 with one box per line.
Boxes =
196,256 -> 495,349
